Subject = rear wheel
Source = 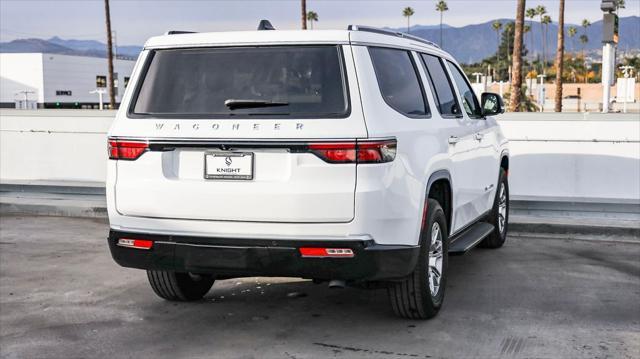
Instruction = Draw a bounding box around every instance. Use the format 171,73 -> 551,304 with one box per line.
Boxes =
481,168 -> 509,248
388,199 -> 448,319
147,270 -> 214,301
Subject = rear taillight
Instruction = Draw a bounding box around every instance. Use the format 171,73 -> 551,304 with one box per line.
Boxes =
308,139 -> 396,164
117,238 -> 153,250
299,247 -> 355,258
108,139 -> 148,160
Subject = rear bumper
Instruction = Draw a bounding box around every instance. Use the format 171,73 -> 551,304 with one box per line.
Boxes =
108,230 -> 419,281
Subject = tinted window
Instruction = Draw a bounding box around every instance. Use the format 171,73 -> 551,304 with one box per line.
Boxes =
447,60 -> 482,118
420,54 -> 460,117
369,47 -> 428,117
131,46 -> 348,118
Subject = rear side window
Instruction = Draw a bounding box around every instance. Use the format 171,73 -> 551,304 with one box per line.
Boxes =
420,54 -> 460,117
447,60 -> 482,118
369,47 -> 429,118
130,46 -> 349,118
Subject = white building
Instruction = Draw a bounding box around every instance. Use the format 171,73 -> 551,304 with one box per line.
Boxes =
0,53 -> 136,109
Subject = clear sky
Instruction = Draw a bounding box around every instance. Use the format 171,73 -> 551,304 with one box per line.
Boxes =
1,0 -> 638,45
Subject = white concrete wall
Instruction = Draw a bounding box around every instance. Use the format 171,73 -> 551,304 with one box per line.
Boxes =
0,110 -> 112,182
1,110 -> 639,203
499,113 -> 640,203
0,53 -> 45,103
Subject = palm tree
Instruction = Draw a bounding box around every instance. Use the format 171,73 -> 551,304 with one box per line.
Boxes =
306,11 -> 318,30
525,8 -> 536,63
402,7 -> 415,33
535,6 -> 547,72
508,0 -> 526,112
301,0 -> 307,29
103,0 -> 115,109
541,15 -> 552,73
492,21 -> 502,80
435,1 -> 449,47
554,0 -> 565,112
568,26 -> 577,54
581,19 -> 591,83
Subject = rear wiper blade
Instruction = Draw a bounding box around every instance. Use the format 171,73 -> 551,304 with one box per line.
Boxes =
224,99 -> 289,110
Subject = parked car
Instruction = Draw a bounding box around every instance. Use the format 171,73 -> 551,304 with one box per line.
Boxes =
107,22 -> 509,319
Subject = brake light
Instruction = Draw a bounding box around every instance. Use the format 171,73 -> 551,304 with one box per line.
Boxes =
308,139 -> 396,164
108,139 -> 148,160
299,247 -> 355,258
308,143 -> 356,163
117,238 -> 153,250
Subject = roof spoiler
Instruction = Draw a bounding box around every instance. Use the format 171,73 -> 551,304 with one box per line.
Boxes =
164,30 -> 197,35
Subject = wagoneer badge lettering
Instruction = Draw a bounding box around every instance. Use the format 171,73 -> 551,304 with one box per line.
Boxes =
154,122 -> 305,132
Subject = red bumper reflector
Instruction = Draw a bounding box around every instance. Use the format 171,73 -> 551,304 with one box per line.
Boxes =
117,238 -> 153,250
299,247 -> 355,258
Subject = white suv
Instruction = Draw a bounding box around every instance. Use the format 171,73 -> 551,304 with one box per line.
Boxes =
107,23 -> 509,319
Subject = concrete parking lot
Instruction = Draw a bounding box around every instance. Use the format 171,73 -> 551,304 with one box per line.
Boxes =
0,215 -> 638,359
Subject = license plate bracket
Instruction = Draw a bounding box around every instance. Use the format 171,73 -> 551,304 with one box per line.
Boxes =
204,152 -> 254,180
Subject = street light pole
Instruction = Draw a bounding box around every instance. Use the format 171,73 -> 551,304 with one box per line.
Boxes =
600,0 -> 619,113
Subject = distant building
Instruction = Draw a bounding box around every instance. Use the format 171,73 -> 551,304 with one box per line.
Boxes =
0,53 -> 135,109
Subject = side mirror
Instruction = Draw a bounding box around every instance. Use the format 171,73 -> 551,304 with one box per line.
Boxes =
481,92 -> 505,116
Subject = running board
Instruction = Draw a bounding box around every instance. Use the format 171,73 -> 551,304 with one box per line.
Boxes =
448,222 -> 495,255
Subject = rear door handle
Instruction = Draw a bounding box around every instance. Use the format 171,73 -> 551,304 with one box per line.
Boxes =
474,133 -> 484,141
448,136 -> 460,145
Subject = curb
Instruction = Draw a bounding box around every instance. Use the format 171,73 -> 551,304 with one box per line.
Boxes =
1,201 -> 107,219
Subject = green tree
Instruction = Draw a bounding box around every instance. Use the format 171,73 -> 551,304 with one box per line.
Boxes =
306,11 -> 318,29
541,15 -> 552,73
492,21 -> 503,80
568,26 -> 577,54
526,8 -> 537,63
535,5 -> 547,73
497,22 -> 528,81
435,1 -> 449,47
402,7 -> 415,33
580,19 -> 591,83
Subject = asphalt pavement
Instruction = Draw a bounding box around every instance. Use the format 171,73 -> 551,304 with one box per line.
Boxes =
0,215 -> 638,359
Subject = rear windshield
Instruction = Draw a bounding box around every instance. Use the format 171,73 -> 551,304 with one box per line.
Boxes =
130,46 -> 349,118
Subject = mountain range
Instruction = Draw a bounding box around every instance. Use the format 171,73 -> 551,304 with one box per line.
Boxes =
391,16 -> 639,63
0,36 -> 142,60
0,16 -> 638,64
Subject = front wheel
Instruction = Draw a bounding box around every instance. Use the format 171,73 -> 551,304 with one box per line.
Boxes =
147,270 -> 214,301
388,199 -> 448,319
481,168 -> 509,248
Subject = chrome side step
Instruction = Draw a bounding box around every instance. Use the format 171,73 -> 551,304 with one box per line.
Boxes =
448,222 -> 495,255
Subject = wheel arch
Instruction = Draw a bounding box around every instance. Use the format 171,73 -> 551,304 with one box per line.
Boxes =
500,150 -> 509,174
425,170 -> 453,235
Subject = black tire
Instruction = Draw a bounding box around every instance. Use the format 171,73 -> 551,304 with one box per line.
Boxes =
147,270 -> 214,301
388,199 -> 448,319
481,168 -> 509,248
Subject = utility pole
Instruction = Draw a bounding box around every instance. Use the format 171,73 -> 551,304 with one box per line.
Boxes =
301,0 -> 307,30
104,0 -> 116,109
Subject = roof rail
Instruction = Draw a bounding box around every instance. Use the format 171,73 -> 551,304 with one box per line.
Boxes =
165,30 -> 197,35
347,25 -> 440,49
